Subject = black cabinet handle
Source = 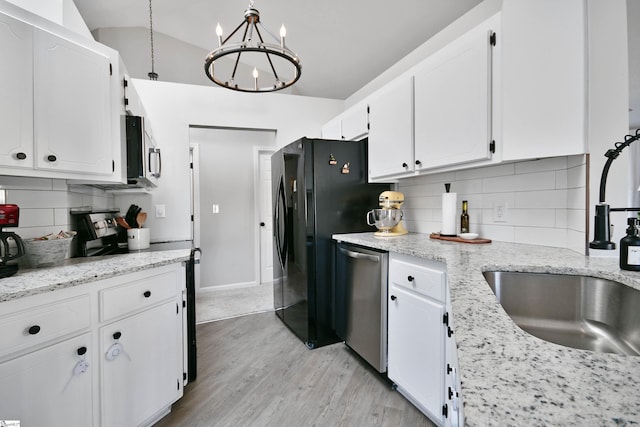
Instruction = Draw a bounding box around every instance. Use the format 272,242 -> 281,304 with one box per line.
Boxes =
16,152 -> 27,160
390,295 -> 397,301
143,290 -> 151,298
47,155 -> 57,162
415,160 -> 422,166
28,325 -> 41,335
402,162 -> 408,168
113,332 -> 121,340
407,275 -> 414,282
77,346 -> 87,356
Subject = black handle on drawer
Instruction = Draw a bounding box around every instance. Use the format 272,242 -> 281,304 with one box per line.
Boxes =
47,154 -> 57,162
143,290 -> 151,298
402,162 -> 408,168
28,325 -> 41,335
407,275 -> 414,282
113,332 -> 121,340
77,346 -> 87,356
16,152 -> 27,160
390,295 -> 397,301
415,160 -> 422,166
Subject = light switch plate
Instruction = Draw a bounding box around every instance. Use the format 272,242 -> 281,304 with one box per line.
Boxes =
155,204 -> 166,218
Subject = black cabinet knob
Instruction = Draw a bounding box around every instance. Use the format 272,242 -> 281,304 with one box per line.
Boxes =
77,346 -> 87,356
390,295 -> 397,301
113,332 -> 121,340
16,152 -> 27,160
415,160 -> 422,166
143,290 -> 151,298
260,222 -> 266,227
28,325 -> 41,335
402,162 -> 408,168
47,154 -> 57,162
407,275 -> 414,282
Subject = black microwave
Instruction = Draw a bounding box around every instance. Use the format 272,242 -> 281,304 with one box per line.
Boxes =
126,115 -> 161,187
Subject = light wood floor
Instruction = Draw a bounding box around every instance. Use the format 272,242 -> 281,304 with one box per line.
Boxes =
155,312 -> 435,427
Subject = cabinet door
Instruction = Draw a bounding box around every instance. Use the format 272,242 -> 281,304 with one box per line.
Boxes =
0,13 -> 33,169
0,334 -> 93,427
321,116 -> 342,140
368,75 -> 414,179
33,28 -> 112,175
101,300 -> 182,427
341,104 -> 369,141
414,21 -> 493,170
388,285 -> 445,425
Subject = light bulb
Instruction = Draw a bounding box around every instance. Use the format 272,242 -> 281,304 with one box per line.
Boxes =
252,68 -> 259,79
216,23 -> 223,37
280,25 -> 286,38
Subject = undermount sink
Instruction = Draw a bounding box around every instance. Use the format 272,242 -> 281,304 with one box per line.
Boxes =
482,271 -> 640,356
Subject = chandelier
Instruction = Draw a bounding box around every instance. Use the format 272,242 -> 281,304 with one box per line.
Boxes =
204,1 -> 301,93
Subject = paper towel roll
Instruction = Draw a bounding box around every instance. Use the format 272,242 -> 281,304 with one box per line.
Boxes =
442,192 -> 457,236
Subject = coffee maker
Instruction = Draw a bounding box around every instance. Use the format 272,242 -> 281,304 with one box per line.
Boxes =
0,203 -> 26,277
366,191 -> 409,236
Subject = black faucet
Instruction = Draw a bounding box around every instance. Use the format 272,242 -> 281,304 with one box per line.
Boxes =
590,129 -> 640,250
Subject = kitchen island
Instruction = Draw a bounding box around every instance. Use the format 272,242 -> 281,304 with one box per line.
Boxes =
334,232 -> 640,427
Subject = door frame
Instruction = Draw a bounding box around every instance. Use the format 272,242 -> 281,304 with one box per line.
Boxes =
254,146 -> 275,285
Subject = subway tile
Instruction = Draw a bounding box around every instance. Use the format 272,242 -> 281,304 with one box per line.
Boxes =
481,193 -> 516,209
0,177 -> 54,192
481,224 -> 515,242
567,164 -> 587,188
482,171 -> 556,193
514,189 -> 568,209
567,187 -> 586,210
507,208 -> 557,228
18,208 -> 55,227
555,169 -> 568,189
454,162 -> 515,180
567,154 -> 586,169
515,156 -> 568,174
567,208 -> 586,233
54,208 -> 70,226
556,209 -> 568,229
567,229 -> 587,254
515,227 -> 567,248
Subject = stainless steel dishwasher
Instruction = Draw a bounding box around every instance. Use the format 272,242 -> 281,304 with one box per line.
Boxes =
335,242 -> 388,372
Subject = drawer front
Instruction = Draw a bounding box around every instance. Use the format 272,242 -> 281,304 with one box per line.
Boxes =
100,268 -> 180,321
389,259 -> 445,302
0,295 -> 90,359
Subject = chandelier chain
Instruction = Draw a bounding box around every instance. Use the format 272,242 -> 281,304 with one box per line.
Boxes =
148,0 -> 158,80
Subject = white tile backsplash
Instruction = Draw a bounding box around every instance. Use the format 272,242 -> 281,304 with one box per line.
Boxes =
0,177 -> 114,239
398,154 -> 588,253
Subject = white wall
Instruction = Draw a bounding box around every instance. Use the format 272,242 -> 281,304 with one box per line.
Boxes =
125,79 -> 343,244
399,156 -> 587,253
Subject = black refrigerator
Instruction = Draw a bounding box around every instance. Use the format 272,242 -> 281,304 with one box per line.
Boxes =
271,137 -> 389,349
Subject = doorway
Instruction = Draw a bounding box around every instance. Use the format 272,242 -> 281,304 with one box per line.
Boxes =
189,127 -> 276,291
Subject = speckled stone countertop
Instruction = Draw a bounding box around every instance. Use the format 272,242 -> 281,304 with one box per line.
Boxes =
333,232 -> 640,427
0,249 -> 191,303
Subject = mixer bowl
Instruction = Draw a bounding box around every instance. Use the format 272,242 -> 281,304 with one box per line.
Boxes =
367,209 -> 403,232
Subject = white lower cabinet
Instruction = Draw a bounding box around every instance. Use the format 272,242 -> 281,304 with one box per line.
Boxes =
101,300 -> 182,426
0,262 -> 185,426
0,333 -> 93,427
388,253 -> 459,427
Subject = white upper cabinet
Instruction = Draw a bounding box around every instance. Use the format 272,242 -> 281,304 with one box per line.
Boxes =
0,12 -> 33,169
368,75 -> 414,180
321,103 -> 369,141
501,0 -> 587,160
414,17 -> 496,170
33,28 -> 113,175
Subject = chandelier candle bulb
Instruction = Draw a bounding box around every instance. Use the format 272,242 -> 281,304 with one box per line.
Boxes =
253,68 -> 259,90
216,23 -> 223,46
280,25 -> 286,48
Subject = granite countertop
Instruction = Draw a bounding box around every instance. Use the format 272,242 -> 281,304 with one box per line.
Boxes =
333,232 -> 640,427
0,249 -> 191,303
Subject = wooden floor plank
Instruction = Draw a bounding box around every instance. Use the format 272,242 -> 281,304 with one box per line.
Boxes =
155,312 -> 435,427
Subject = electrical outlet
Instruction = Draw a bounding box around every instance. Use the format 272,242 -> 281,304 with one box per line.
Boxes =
155,204 -> 166,218
493,202 -> 508,222
212,204 -> 220,214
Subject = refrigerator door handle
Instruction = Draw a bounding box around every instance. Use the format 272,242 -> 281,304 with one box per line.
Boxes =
274,177 -> 288,267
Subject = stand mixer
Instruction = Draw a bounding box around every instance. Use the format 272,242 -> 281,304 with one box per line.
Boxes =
366,191 -> 408,236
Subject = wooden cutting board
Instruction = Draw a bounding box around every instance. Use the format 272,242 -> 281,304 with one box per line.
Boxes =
429,233 -> 491,244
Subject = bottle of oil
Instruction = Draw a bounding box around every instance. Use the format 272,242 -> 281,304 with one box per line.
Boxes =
620,217 -> 640,271
460,200 -> 469,234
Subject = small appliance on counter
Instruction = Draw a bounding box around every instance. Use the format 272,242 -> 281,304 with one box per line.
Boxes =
0,203 -> 26,278
70,208 -> 128,257
367,191 -> 408,236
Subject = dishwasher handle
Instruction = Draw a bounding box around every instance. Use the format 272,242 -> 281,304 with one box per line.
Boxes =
338,247 -> 381,263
